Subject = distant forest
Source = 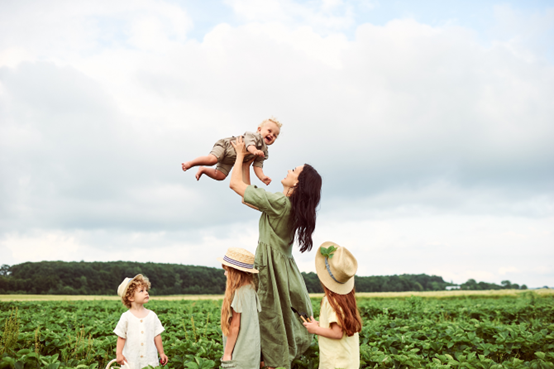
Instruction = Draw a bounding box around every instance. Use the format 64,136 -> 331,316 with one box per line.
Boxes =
0,261 -> 527,295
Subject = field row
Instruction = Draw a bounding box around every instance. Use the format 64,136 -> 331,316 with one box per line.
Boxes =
1,288 -> 552,301
1,293 -> 553,368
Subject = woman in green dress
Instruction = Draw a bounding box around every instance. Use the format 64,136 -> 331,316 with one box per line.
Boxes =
229,136 -> 322,369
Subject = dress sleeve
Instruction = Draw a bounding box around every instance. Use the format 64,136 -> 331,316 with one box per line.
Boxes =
152,312 -> 165,336
230,289 -> 244,314
244,185 -> 288,217
113,312 -> 128,338
323,298 -> 338,325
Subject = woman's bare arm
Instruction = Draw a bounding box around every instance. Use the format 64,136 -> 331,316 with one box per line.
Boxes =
229,136 -> 249,197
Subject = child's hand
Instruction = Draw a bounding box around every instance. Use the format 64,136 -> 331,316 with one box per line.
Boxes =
253,149 -> 265,157
302,316 -> 320,334
116,353 -> 127,365
261,176 -> 271,185
159,353 -> 168,366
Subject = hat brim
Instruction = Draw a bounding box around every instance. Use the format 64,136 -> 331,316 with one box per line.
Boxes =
118,274 -> 143,298
217,258 -> 259,274
315,241 -> 355,295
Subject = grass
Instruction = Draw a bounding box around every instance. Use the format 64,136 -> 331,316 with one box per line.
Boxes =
1,289 -> 552,301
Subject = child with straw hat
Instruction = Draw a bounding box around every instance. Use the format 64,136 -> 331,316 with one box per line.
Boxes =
113,274 -> 168,369
302,242 -> 362,369
217,248 -> 262,369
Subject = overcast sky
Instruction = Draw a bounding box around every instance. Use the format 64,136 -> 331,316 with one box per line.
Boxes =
1,0 -> 553,288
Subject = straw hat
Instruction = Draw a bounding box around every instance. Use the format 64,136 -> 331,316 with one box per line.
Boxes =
315,241 -> 357,295
117,274 -> 142,298
217,247 -> 259,274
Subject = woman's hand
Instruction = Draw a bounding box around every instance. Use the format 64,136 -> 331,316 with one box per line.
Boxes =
230,135 -> 248,158
229,136 -> 251,197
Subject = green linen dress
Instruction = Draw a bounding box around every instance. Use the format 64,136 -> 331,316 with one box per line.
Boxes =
221,285 -> 262,369
243,185 -> 314,369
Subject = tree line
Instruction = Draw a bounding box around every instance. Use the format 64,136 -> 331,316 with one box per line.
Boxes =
0,261 -> 527,295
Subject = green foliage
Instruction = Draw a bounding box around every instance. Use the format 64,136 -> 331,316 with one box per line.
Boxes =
0,261 -> 226,295
319,245 -> 337,259
0,261 -> 531,295
0,308 -> 20,356
1,294 -> 553,368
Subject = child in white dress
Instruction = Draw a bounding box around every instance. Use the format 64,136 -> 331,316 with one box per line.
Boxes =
302,242 -> 363,369
114,274 -> 168,369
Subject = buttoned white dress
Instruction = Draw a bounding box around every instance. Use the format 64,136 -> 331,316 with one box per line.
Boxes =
114,310 -> 165,369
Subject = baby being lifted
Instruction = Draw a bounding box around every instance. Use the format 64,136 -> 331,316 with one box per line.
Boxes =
182,118 -> 281,185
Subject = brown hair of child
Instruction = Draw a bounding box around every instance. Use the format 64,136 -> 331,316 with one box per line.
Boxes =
321,283 -> 363,337
122,275 -> 151,309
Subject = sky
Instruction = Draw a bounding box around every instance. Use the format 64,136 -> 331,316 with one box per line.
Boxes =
1,0 -> 553,288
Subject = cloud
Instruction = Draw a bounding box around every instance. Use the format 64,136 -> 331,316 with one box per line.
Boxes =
0,0 -> 553,287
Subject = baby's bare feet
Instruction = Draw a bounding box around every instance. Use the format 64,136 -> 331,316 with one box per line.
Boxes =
182,162 -> 192,172
195,167 -> 205,181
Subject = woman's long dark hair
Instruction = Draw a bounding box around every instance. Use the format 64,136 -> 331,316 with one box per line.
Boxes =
289,164 -> 322,253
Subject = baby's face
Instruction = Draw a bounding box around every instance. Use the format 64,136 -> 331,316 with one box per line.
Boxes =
257,121 -> 280,145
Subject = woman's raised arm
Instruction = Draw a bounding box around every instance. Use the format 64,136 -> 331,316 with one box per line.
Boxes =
229,136 -> 250,197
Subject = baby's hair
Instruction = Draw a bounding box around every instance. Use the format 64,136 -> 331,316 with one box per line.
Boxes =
220,265 -> 255,336
259,116 -> 282,129
122,274 -> 151,309
321,283 -> 363,337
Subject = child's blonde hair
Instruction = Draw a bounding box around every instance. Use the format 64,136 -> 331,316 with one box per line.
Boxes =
122,275 -> 151,309
259,117 -> 282,129
220,266 -> 255,336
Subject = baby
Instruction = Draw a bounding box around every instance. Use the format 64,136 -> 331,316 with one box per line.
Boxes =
182,118 -> 281,185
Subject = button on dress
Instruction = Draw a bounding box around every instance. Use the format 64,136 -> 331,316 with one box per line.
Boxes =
243,185 -> 313,369
113,310 -> 165,369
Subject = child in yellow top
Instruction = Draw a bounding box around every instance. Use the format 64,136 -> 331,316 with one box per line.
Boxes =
182,117 -> 281,185
303,242 -> 362,369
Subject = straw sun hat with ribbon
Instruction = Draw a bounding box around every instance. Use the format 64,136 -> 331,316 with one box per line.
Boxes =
217,247 -> 259,274
117,274 -> 144,299
315,241 -> 358,295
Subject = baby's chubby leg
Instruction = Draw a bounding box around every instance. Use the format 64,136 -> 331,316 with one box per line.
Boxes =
182,154 -> 218,172
196,167 -> 227,181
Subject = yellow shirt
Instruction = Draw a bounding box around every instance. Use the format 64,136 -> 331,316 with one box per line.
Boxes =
318,296 -> 360,369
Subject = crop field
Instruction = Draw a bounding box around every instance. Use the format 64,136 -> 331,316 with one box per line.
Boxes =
1,292 -> 553,369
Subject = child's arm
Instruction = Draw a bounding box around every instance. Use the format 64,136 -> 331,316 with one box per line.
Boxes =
222,308 -> 241,361
247,145 -> 265,157
116,336 -> 127,365
303,317 -> 343,339
253,166 -> 271,186
154,334 -> 168,365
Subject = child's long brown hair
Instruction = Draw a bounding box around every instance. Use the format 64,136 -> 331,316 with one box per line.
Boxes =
322,284 -> 362,337
220,266 -> 255,336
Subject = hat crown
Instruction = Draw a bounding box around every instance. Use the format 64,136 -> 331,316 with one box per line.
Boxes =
327,247 -> 358,283
225,247 -> 255,265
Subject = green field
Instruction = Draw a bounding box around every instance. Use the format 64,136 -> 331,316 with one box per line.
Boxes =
1,292 -> 553,369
